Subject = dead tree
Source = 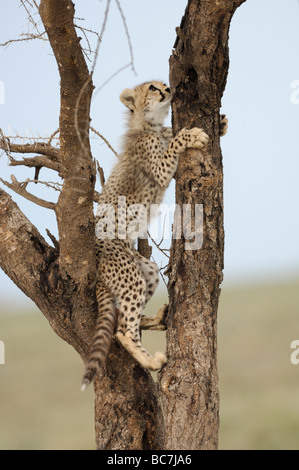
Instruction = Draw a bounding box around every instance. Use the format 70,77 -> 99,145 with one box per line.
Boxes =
0,0 -> 245,450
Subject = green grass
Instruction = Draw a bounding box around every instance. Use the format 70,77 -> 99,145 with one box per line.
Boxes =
218,279 -> 299,450
0,279 -> 298,449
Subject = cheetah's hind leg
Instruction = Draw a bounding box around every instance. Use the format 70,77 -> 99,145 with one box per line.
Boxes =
133,250 -> 167,330
116,328 -> 167,370
115,266 -> 167,370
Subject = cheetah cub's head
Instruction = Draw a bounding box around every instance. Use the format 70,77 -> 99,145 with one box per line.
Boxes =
120,81 -> 171,129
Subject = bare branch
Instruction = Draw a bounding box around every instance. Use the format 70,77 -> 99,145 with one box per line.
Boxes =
0,134 -> 60,159
74,19 -> 101,63
147,230 -> 170,259
94,2 -> 136,95
0,187 -> 89,361
0,33 -> 47,48
2,135 -> 59,142
8,154 -> 61,172
0,129 -> 10,155
0,175 -> 56,210
96,161 -> 105,188
92,0 -> 111,73
114,0 -> 137,76
22,179 -> 62,191
0,1 -> 47,48
95,63 -> 131,95
48,128 -> 59,145
0,186 -> 51,298
21,0 -> 43,35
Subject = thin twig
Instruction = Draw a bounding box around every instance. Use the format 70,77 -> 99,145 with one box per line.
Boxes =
1,1 -> 46,47
0,132 -> 60,159
90,126 -> 118,158
48,129 -> 59,145
150,251 -> 168,288
94,2 -> 137,96
0,32 -> 47,47
74,0 -> 111,156
147,231 -> 170,259
92,0 -> 111,74
19,179 -> 62,191
114,0 -> 137,76
0,128 -> 10,155
96,161 -> 106,188
20,0 -> 43,36
95,63 -> 131,96
1,135 -> 59,142
74,19 -> 101,62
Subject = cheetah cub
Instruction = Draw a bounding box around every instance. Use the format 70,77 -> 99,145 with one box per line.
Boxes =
81,80 -> 211,390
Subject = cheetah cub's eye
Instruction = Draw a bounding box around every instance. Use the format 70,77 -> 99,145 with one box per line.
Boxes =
149,85 -> 158,92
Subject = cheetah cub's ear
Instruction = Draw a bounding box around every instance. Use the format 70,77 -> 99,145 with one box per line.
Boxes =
120,88 -> 136,111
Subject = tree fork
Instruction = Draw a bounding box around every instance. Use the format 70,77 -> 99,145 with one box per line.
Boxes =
0,0 -> 246,451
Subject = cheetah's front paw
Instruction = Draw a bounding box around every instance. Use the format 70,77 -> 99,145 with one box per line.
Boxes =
220,114 -> 228,137
184,127 -> 209,150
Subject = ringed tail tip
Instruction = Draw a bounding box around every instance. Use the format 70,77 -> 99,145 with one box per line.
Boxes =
80,380 -> 89,392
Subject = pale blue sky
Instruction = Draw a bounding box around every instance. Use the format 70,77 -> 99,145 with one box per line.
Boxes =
0,0 -> 299,305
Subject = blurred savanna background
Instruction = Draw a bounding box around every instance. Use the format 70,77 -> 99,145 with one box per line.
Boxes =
0,0 -> 299,450
1,281 -> 299,450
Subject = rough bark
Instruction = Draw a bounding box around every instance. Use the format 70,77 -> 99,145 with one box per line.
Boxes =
158,0 -> 246,450
0,188 -> 88,357
94,343 -> 164,450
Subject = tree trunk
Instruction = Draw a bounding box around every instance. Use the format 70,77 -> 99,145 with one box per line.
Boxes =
159,0 -> 246,450
93,344 -> 164,450
39,0 -> 97,348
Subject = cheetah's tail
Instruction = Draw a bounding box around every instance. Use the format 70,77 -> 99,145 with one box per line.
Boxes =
81,284 -> 116,391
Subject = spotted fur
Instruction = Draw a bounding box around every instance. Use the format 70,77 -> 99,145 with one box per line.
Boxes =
81,80 -> 211,390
